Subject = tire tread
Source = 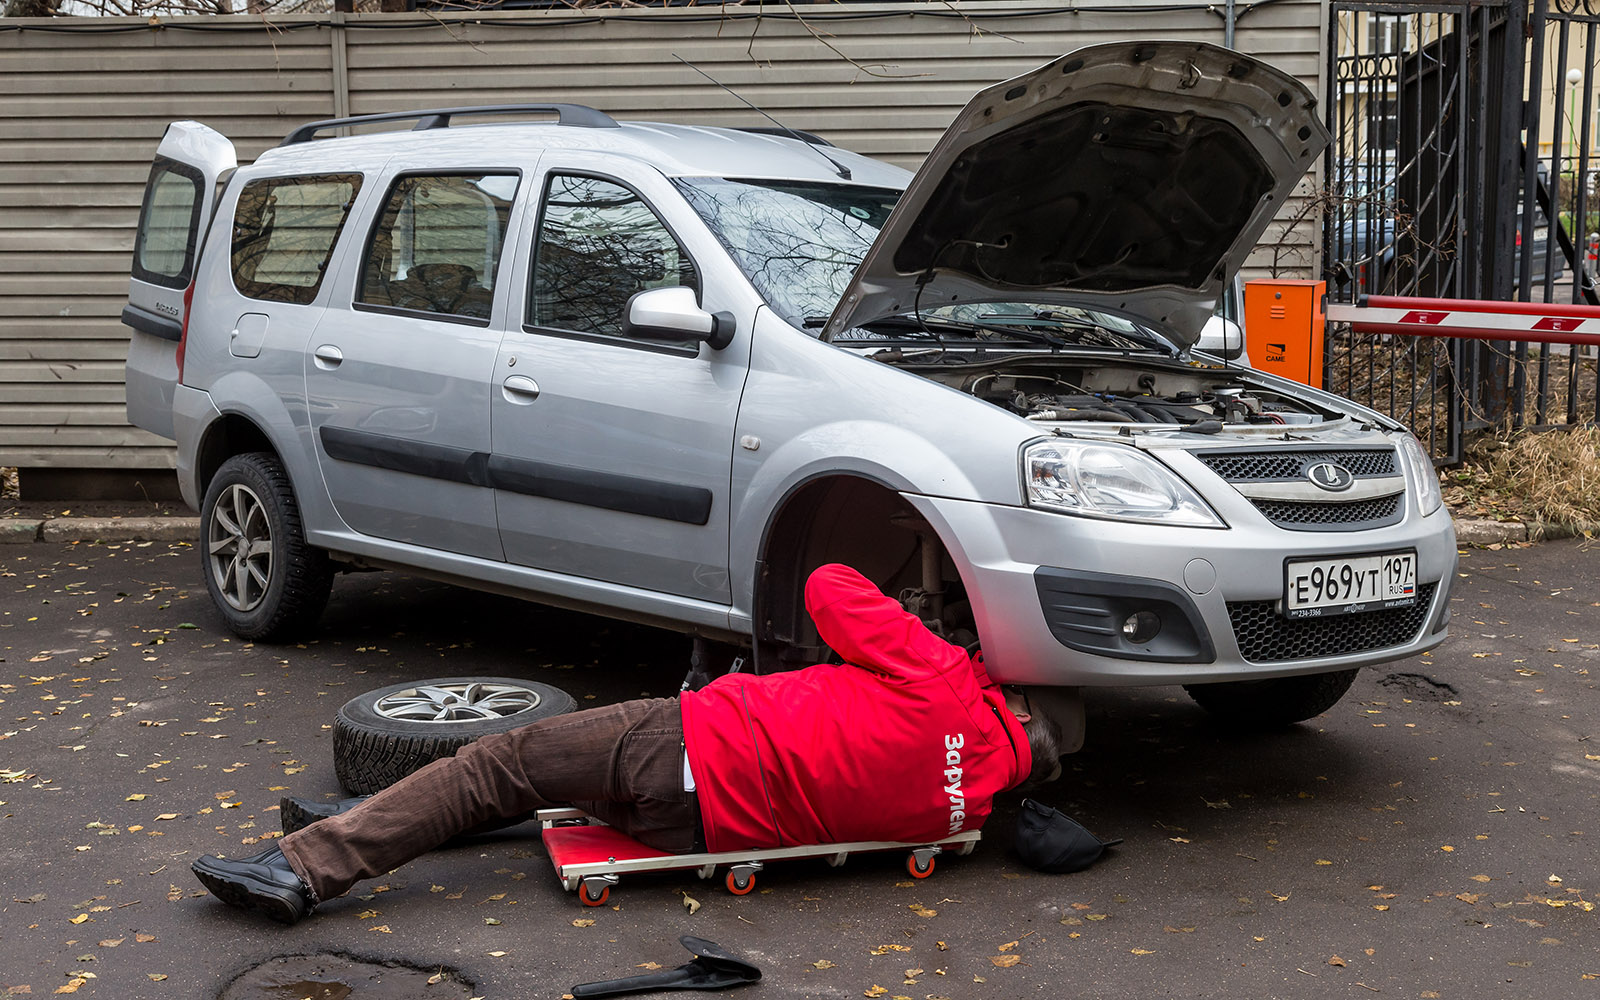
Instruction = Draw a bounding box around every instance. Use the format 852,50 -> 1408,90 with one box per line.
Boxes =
201,451 -> 333,643
1183,668 -> 1360,727
331,677 -> 577,795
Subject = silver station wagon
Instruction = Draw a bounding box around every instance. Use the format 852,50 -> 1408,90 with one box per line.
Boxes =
124,41 -> 1456,739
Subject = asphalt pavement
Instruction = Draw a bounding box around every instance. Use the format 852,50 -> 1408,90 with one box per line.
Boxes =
1,535 -> 1596,999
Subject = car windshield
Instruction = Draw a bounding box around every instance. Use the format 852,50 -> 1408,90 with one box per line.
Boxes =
674,177 -> 900,329
676,176 -> 1175,353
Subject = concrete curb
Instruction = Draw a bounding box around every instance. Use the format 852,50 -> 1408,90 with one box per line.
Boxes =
1450,516 -> 1598,546
3,516 -> 200,544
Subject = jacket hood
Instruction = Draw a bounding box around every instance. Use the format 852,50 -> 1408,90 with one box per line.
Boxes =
822,41 -> 1329,347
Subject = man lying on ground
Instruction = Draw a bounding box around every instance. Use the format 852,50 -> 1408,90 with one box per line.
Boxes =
191,563 -> 1063,922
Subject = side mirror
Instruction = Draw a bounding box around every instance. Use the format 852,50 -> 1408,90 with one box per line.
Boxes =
1196,316 -> 1247,362
622,286 -> 736,350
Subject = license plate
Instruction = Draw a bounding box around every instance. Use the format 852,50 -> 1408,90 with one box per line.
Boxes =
1283,550 -> 1417,619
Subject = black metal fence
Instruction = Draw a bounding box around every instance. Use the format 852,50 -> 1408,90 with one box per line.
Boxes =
1323,0 -> 1600,464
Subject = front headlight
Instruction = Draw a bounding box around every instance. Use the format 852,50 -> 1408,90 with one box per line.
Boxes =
1023,439 -> 1225,527
1396,433 -> 1443,516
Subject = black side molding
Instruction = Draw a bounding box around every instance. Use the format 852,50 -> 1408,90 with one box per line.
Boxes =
121,304 -> 182,342
319,426 -> 490,488
488,455 -> 713,526
317,425 -> 713,526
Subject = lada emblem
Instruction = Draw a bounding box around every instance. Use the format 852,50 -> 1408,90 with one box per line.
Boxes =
1305,461 -> 1355,492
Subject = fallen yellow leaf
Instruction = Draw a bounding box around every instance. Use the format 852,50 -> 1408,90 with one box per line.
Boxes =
1131,949 -> 1155,956
1328,956 -> 1346,967
989,955 -> 1021,968
68,914 -> 88,925
572,918 -> 596,927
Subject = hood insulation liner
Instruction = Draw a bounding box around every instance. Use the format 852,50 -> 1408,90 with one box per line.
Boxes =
890,102 -> 1276,292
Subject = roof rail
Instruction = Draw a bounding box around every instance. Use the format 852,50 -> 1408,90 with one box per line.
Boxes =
280,104 -> 620,146
733,126 -> 835,148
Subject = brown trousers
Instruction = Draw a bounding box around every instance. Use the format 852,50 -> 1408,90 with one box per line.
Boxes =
278,697 -> 697,902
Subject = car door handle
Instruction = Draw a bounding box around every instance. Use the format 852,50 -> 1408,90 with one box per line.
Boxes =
313,345 -> 343,370
502,375 -> 540,403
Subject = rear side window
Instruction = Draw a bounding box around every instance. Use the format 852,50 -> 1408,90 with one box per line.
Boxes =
132,159 -> 203,288
231,173 -> 362,305
357,172 -> 518,323
528,173 -> 697,340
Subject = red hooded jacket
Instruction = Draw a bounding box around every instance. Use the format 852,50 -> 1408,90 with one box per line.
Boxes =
680,564 -> 1031,852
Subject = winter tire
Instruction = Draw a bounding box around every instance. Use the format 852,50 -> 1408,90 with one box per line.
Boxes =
1183,668 -> 1360,727
200,451 -> 333,642
333,676 -> 577,795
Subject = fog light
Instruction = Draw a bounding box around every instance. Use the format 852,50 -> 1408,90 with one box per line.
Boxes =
1121,611 -> 1162,644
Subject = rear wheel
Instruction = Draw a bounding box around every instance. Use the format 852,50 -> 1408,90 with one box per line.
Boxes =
1183,669 -> 1360,727
200,452 -> 332,642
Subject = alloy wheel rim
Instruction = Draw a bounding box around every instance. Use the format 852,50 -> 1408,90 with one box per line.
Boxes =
208,483 -> 273,612
373,682 -> 545,722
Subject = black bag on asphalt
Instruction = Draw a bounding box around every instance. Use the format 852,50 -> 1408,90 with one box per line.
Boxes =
1013,798 -> 1122,874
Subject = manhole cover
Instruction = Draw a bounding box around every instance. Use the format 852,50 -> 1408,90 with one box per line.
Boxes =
218,954 -> 475,1000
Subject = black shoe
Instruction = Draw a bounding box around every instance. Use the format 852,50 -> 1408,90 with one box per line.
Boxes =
191,844 -> 315,924
280,794 -> 369,835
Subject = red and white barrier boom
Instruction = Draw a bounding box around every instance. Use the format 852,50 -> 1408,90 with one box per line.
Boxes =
1325,295 -> 1600,347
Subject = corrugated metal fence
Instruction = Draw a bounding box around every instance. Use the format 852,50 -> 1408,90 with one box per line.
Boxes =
0,0 -> 1324,472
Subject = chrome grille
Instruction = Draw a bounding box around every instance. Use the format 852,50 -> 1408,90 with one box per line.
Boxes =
1250,493 -> 1404,531
1227,583 -> 1435,662
1199,449 -> 1397,482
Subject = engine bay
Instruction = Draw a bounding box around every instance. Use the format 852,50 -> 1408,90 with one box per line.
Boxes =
889,355 -> 1341,427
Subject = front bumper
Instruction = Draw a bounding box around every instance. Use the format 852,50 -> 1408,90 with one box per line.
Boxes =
905,493 -> 1457,686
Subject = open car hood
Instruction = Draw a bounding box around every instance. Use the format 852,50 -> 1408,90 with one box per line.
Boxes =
822,41 -> 1328,348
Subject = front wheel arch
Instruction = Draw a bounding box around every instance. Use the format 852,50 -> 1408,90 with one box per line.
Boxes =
752,475 -> 968,668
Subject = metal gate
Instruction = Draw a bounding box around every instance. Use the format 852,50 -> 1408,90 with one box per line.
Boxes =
1323,0 -> 1600,463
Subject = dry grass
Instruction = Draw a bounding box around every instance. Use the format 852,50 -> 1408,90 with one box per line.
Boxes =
1443,427 -> 1600,525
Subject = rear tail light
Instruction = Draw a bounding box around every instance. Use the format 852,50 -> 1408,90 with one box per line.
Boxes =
175,280 -> 195,384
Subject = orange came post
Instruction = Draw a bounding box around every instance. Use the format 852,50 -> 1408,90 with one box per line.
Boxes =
1243,279 -> 1326,388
